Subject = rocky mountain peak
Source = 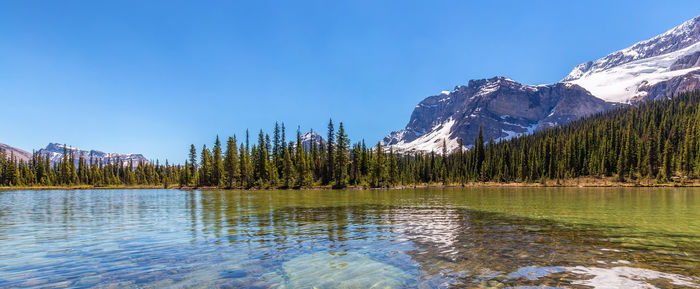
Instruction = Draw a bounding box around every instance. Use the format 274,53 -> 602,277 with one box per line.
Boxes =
299,131 -> 326,149
382,77 -> 613,154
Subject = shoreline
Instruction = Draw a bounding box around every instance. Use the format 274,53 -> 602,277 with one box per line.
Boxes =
1,177 -> 698,191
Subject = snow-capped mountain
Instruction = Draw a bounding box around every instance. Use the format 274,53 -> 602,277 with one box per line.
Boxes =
299,131 -> 326,149
37,143 -> 149,167
563,15 -> 700,103
0,142 -> 32,162
383,14 -> 700,153
382,77 -> 613,153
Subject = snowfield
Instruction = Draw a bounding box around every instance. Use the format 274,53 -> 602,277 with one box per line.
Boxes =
566,42 -> 700,103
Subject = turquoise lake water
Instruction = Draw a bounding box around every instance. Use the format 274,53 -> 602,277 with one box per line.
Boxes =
0,188 -> 698,288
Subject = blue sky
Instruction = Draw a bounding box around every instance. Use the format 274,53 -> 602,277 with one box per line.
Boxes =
2,1 -> 700,162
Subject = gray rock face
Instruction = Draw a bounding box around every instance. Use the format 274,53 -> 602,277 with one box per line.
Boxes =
0,142 -> 32,162
670,51 -> 700,71
635,71 -> 700,102
382,77 -> 613,153
37,143 -> 149,167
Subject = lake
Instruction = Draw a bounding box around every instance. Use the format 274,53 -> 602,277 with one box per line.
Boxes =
0,188 -> 698,288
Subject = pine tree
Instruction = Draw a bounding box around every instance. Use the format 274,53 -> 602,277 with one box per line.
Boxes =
199,145 -> 212,186
372,142 -> 387,187
295,128 -> 311,187
662,138 -> 673,181
212,135 -> 224,187
324,119 -> 335,185
253,130 -> 270,187
647,132 -> 659,178
239,144 -> 251,188
223,136 -> 239,188
188,144 -> 198,185
389,146 -> 399,186
334,122 -> 349,187
475,127 -> 485,180
282,146 -> 294,188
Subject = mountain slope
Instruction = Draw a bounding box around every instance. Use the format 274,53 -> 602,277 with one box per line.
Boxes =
0,142 -> 32,162
37,143 -> 149,167
382,77 -> 614,153
563,15 -> 700,103
383,14 -> 700,153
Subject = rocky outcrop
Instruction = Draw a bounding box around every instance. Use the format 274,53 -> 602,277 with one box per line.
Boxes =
670,51 -> 700,71
382,77 -> 614,153
634,71 -> 700,102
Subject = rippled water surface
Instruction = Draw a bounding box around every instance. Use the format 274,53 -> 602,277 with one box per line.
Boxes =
0,188 -> 698,288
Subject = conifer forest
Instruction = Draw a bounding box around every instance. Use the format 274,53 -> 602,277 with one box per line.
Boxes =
2,91 -> 700,188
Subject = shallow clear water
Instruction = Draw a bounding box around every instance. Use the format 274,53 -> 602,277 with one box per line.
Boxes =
0,188 -> 698,288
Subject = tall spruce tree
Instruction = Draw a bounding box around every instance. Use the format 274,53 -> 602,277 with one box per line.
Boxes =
223,136 -> 239,188
212,135 -> 224,186
325,119 -> 335,185
334,122 -> 349,187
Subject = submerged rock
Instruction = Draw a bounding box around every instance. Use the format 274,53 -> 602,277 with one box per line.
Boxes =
279,251 -> 410,289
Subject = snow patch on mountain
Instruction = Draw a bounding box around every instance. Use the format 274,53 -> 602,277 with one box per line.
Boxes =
563,15 -> 700,103
387,118 -> 461,154
566,42 -> 700,103
384,15 -> 700,153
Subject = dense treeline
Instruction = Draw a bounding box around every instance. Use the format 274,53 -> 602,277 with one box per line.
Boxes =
2,90 -> 699,188
0,146 -> 179,187
457,90 -> 700,183
178,89 -> 700,188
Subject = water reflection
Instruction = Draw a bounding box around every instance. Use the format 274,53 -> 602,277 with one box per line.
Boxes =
0,188 -> 698,288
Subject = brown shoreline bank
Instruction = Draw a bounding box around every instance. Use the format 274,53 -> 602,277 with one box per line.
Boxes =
1,177 -> 698,191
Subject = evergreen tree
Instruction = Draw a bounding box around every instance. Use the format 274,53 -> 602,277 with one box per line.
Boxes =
334,122 -> 349,187
325,119 -> 335,185
239,144 -> 251,188
199,145 -> 212,186
662,138 -> 674,181
189,144 -> 198,185
475,127 -> 485,180
282,146 -> 294,188
223,136 -> 239,188
295,128 -> 311,187
212,135 -> 224,186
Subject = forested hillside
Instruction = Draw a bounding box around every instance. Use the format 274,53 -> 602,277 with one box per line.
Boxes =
1,91 -> 699,188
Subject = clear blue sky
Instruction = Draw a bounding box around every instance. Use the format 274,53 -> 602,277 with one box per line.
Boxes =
2,1 -> 700,162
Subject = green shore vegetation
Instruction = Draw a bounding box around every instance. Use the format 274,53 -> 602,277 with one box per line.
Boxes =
2,91 -> 700,189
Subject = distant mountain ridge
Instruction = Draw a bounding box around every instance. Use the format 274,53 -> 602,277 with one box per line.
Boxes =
0,142 -> 32,162
382,14 -> 700,153
36,143 -> 149,167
